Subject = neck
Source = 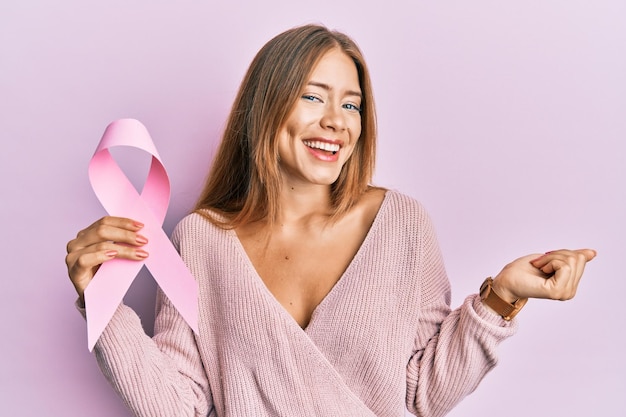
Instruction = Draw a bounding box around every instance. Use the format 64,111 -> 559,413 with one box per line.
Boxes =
275,182 -> 333,227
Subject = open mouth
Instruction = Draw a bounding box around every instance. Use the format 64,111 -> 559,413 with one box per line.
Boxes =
303,140 -> 340,155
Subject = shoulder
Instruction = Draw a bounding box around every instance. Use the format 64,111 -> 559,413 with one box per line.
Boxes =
374,189 -> 439,245
356,187 -> 427,218
382,189 -> 432,224
171,210 -> 226,247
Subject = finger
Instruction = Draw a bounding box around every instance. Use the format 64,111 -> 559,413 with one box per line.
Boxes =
96,216 -> 144,231
66,241 -> 149,270
66,243 -> 149,294
67,247 -> 117,274
530,249 -> 595,270
533,252 -> 584,277
577,248 -> 597,262
66,248 -> 117,294
68,217 -> 147,253
540,254 -> 589,300
539,257 -> 571,276
76,216 -> 144,238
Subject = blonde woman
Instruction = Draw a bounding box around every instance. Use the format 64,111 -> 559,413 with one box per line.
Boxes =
66,24 -> 595,417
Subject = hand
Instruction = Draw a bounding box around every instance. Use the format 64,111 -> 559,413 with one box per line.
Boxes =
65,216 -> 150,303
491,248 -> 597,304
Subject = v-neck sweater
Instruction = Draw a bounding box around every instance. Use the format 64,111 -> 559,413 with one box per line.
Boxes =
90,191 -> 516,417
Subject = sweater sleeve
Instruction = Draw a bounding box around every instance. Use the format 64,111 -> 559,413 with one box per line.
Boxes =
85,227 -> 213,417
405,208 -> 516,417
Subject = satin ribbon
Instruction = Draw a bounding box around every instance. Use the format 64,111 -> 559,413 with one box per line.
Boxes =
85,119 -> 198,351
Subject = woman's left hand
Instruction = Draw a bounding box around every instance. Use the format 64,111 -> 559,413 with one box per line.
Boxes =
491,248 -> 597,304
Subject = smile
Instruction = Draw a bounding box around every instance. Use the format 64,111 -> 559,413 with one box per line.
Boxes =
303,140 -> 340,155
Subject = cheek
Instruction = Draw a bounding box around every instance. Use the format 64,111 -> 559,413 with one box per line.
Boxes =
350,117 -> 362,141
342,138 -> 360,161
350,123 -> 361,146
344,122 -> 362,160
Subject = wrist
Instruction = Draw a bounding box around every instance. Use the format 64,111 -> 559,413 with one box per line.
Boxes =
490,277 -> 519,304
480,277 -> 528,321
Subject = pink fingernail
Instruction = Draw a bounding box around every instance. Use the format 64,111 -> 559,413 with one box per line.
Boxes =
136,234 -> 148,245
135,249 -> 149,258
105,250 -> 118,257
133,221 -> 144,229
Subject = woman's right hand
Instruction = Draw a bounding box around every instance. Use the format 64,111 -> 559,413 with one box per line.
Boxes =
65,216 -> 149,303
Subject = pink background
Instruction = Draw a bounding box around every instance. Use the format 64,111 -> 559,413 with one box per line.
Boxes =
1,1 -> 624,416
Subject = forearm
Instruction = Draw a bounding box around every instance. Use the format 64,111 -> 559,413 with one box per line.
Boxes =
80,303 -> 210,417
406,294 -> 516,417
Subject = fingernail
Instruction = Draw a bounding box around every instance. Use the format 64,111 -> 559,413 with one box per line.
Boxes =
545,251 -> 553,254
136,234 -> 148,245
133,221 -> 144,229
105,250 -> 118,257
135,249 -> 149,258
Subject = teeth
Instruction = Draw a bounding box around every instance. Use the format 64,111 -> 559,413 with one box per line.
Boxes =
303,140 -> 340,153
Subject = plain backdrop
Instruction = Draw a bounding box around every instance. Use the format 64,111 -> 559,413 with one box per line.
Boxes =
1,1 -> 624,416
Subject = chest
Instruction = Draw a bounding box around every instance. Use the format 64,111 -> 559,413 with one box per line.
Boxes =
237,223 -> 368,328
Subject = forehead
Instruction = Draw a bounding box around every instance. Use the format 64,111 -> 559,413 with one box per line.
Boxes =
307,48 -> 360,91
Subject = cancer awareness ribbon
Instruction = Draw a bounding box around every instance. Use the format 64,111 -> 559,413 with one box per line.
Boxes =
84,119 -> 198,351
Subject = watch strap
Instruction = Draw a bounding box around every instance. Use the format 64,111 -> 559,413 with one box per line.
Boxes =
479,277 -> 526,321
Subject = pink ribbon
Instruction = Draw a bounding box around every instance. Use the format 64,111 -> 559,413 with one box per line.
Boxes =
85,119 -> 198,351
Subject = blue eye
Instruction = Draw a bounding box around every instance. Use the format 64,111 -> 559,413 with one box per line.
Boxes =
302,94 -> 322,102
343,103 -> 362,113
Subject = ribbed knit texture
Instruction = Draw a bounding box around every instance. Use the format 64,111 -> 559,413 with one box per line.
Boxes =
87,190 -> 516,417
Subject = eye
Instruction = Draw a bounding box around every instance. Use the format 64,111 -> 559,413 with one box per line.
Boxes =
302,94 -> 322,103
343,102 -> 362,113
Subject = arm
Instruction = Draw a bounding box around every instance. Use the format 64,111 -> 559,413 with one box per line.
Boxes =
404,211 -> 595,417
405,214 -> 515,417
91,292 -> 211,417
67,217 -> 212,417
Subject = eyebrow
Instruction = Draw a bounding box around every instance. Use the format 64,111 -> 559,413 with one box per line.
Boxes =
307,81 -> 362,100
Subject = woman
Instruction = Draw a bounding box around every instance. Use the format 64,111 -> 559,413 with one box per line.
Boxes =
65,24 -> 595,417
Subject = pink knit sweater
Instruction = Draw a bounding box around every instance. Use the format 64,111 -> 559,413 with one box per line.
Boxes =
89,191 -> 516,417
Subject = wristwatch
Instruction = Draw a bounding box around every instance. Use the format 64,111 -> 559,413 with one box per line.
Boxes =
479,277 -> 526,321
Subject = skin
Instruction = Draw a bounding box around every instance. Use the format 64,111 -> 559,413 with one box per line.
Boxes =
275,47 -> 363,188
235,48 -> 384,327
65,48 -> 596,324
490,249 -> 596,305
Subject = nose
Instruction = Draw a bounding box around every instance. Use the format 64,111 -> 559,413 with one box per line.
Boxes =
320,102 -> 346,131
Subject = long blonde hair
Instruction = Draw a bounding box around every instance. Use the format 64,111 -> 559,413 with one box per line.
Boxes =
194,24 -> 377,227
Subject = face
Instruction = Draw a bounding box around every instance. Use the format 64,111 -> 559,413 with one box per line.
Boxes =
276,48 -> 362,188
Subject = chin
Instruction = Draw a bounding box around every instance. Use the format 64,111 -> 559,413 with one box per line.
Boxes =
310,171 -> 343,186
